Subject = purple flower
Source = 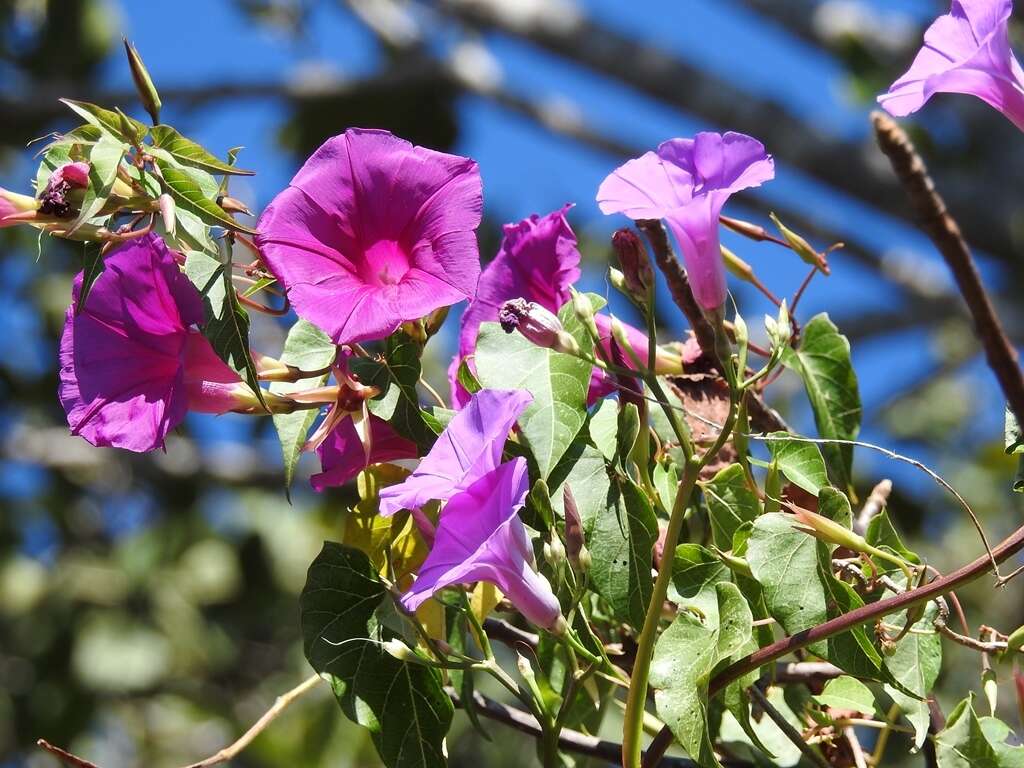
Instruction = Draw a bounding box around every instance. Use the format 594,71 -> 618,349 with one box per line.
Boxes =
310,413 -> 417,491
879,0 -> 1024,130
450,206 -> 581,407
256,128 -> 483,345
39,162 -> 91,218
400,457 -> 563,631
58,234 -> 250,452
378,388 -> 533,516
597,132 -> 774,311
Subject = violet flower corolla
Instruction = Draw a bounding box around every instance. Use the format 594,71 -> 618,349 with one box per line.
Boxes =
58,234 -> 265,452
596,132 -> 774,313
879,0 -> 1024,131
256,128 -> 483,345
306,349 -> 418,491
400,457 -> 564,632
378,388 -> 532,516
449,206 -> 580,407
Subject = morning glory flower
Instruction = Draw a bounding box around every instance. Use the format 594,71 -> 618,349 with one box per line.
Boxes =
256,128 -> 483,345
0,187 -> 38,227
449,206 -> 581,407
400,457 -> 564,632
378,388 -> 532,516
879,0 -> 1024,131
310,412 -> 417,492
58,235 -> 255,452
597,132 -> 774,312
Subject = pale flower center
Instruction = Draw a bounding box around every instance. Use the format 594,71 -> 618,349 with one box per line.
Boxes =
362,239 -> 411,287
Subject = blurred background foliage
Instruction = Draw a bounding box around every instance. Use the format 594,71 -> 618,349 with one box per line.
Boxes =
2,1 -> 1024,766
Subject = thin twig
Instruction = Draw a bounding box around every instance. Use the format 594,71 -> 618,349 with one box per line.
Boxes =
845,726 -> 869,768
854,478 -> 892,536
36,741 -> 99,768
747,685 -> 828,768
872,112 -> 1024,426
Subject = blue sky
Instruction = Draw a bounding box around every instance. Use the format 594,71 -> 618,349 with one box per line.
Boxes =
1,0 -> 1004,503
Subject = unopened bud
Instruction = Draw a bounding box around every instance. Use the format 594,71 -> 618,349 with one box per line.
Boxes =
424,305 -> 449,337
499,298 -> 579,356
608,267 -> 627,293
543,533 -> 566,569
124,37 -> 162,125
0,188 -> 40,227
720,214 -> 771,242
158,193 -> 175,236
611,227 -> 654,300
770,213 -> 829,274
562,485 -> 590,571
983,668 -> 999,716
790,506 -> 869,553
383,638 -> 417,662
571,288 -> 598,339
721,245 -> 756,283
217,195 -> 253,217
733,312 -> 748,349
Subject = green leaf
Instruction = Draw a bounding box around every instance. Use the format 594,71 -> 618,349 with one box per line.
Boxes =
702,464 -> 760,550
184,250 -> 265,409
587,474 -> 658,627
60,99 -> 148,143
767,434 -> 829,495
980,717 -> 1024,768
550,437 -> 611,528
866,509 -> 921,568
155,158 -> 256,234
301,543 -> 453,768
616,402 -> 641,468
455,358 -> 482,397
270,320 -> 337,492
814,677 -> 876,715
651,582 -> 752,768
748,512 -> 827,639
75,242 -> 106,314
349,332 -> 441,451
151,125 -> 255,176
68,135 -> 125,234
883,600 -> 941,749
669,544 -> 729,614
475,296 -> 597,477
817,486 -> 853,528
588,399 -> 618,462
782,313 -> 861,490
936,695 -> 1003,768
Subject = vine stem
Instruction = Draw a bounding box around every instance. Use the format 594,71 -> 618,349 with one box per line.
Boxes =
642,520 -> 1024,767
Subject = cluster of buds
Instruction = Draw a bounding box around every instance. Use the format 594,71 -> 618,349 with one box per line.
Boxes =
499,297 -> 580,356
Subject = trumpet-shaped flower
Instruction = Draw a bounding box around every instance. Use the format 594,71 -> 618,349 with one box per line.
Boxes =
310,413 -> 417,491
378,388 -> 532,516
597,132 -> 774,311
879,0 -> 1024,131
256,128 -> 483,345
400,457 -> 563,631
58,234 -> 251,452
0,188 -> 38,227
450,206 -> 580,407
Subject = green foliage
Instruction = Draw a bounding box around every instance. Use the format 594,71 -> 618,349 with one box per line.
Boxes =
475,296 -> 600,478
650,582 -> 752,768
270,320 -> 337,491
68,133 -> 125,233
884,600 -> 941,749
766,434 -> 829,494
60,98 -> 148,143
813,676 -> 876,715
151,124 -> 255,175
935,695 -> 1024,767
301,543 -> 453,768
156,158 -> 255,234
783,313 -> 861,490
702,464 -> 760,550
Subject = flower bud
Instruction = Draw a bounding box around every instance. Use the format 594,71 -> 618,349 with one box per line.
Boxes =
983,668 -> 999,716
770,213 -> 830,274
790,506 -> 869,553
499,298 -> 579,356
720,245 -> 755,283
571,288 -> 598,339
562,485 -> 590,572
543,532 -> 566,570
124,37 -> 162,125
158,193 -> 176,236
608,267 -> 627,293
383,638 -> 417,662
0,188 -> 40,227
217,195 -> 253,217
612,227 -> 654,300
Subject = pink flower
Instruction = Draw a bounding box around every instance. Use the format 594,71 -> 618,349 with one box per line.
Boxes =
879,0 -> 1024,131
597,132 -> 774,312
58,234 -> 252,452
310,413 -> 417,492
378,388 -> 532,516
0,188 -> 39,227
400,457 -> 563,631
256,129 -> 483,345
449,206 -> 580,407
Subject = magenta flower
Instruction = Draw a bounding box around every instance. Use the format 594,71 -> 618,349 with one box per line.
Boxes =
0,187 -> 38,227
310,413 -> 417,491
58,234 -> 252,452
378,388 -> 532,516
879,0 -> 1024,130
597,132 -> 774,311
39,161 -> 91,218
449,206 -> 581,407
400,457 -> 563,631
256,128 -> 483,345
